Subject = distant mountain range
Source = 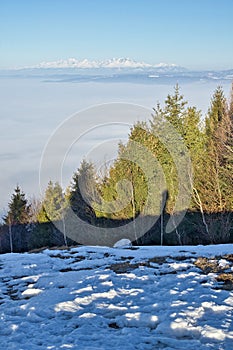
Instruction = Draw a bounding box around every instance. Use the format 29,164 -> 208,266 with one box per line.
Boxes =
0,58 -> 232,84
21,57 -> 183,71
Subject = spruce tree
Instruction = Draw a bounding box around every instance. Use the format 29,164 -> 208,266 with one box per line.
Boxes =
163,84 -> 187,134
37,181 -> 66,223
204,86 -> 231,212
4,185 -> 30,225
69,160 -> 99,224
149,86 -> 189,213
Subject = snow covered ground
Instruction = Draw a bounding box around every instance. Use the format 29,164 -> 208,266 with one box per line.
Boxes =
0,244 -> 233,349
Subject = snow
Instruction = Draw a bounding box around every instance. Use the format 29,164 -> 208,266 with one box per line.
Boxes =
113,238 -> 132,248
19,57 -> 179,70
0,244 -> 233,349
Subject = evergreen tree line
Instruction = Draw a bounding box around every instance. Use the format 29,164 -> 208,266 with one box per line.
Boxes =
1,84 -> 233,251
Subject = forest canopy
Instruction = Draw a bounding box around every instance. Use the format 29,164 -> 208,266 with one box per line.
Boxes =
1,84 -> 233,252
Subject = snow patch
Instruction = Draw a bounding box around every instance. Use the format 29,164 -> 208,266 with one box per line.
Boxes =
21,288 -> 43,297
113,238 -> 132,248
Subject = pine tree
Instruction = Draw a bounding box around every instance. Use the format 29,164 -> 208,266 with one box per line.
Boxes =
69,160 -> 99,224
203,86 -> 232,212
163,84 -> 187,134
4,185 -> 30,225
37,181 -> 66,223
65,85 -> 232,244
182,107 -> 205,210
149,87 -> 189,213
100,86 -> 190,218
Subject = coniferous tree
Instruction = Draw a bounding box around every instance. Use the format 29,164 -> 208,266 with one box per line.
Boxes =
2,84 -> 232,249
163,84 -> 187,134
100,86 -> 195,220
189,86 -> 233,243
203,86 -> 231,212
69,160 -> 99,224
41,85 -> 233,244
37,181 -> 66,223
97,85 -> 232,244
149,87 -> 190,213
30,182 -> 68,249
4,185 -> 30,225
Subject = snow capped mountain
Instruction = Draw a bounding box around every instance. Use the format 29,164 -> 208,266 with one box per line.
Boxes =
25,57 -> 181,70
2,59 -> 232,83
100,57 -> 152,68
3,59 -> 233,82
35,58 -> 99,69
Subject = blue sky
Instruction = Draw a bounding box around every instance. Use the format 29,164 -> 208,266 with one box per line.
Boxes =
0,0 -> 233,70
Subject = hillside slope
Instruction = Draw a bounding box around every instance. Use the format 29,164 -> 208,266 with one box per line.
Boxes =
0,244 -> 233,349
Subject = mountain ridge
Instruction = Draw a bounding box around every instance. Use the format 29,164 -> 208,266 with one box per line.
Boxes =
18,57 -> 183,70
1,58 -> 232,82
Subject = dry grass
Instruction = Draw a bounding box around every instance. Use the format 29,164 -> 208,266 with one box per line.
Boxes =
194,255 -> 233,290
216,273 -> 233,290
109,261 -> 149,274
194,257 -> 224,274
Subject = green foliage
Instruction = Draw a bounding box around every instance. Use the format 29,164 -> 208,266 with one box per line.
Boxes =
201,86 -> 233,212
96,84 -> 233,243
68,160 -> 99,224
98,87 -> 190,218
149,87 -> 195,212
206,86 -> 228,140
2,84 -> 233,248
163,83 -> 187,134
37,181 -> 66,223
4,185 -> 30,225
